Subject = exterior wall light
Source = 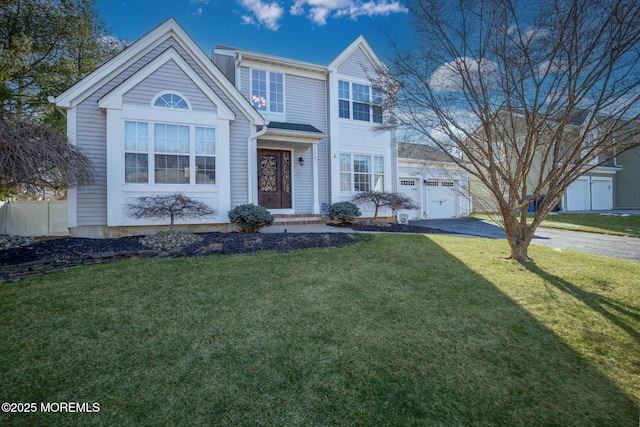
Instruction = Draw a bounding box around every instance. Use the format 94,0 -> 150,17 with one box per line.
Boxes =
298,156 -> 304,166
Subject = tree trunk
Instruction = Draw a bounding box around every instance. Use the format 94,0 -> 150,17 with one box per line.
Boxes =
169,213 -> 175,232
499,204 -> 537,263
507,236 -> 535,263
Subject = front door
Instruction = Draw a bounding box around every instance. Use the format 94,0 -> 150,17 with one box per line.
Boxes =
258,149 -> 292,209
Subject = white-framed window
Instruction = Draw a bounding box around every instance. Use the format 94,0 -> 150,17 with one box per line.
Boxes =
338,81 -> 350,119
339,153 -> 384,192
251,69 -> 284,113
338,80 -> 382,123
154,124 -> 190,184
124,121 -> 149,184
152,92 -> 190,110
123,120 -> 216,185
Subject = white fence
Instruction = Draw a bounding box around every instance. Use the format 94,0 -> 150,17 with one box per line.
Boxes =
0,201 -> 69,236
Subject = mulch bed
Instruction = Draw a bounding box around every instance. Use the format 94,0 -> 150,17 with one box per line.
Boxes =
0,223 -> 452,268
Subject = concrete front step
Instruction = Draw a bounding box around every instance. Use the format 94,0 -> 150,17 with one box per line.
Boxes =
272,214 -> 327,225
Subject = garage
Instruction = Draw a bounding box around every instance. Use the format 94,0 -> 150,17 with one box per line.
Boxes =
565,176 -> 613,211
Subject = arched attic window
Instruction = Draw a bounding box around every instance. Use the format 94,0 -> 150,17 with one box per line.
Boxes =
152,92 -> 190,110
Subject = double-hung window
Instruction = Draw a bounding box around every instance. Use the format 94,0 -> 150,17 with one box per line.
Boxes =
154,124 -> 190,184
340,153 -> 384,192
338,80 -> 383,123
251,70 -> 284,113
195,127 -> 216,184
124,122 -> 149,184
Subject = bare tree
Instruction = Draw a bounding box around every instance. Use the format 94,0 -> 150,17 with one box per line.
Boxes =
0,119 -> 94,195
377,0 -> 640,262
352,191 -> 419,219
126,193 -> 217,231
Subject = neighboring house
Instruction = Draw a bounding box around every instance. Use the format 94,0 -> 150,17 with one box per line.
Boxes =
468,109 -> 639,213
51,19 -> 396,237
561,111 -> 621,211
397,143 -> 470,220
614,146 -> 640,209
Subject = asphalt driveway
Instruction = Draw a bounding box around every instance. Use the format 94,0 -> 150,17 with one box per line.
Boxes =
412,217 -> 640,262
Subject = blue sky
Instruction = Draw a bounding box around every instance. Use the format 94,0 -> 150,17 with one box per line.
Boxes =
95,0 -> 411,65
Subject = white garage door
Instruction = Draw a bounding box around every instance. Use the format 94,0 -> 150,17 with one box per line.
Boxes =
398,178 -> 421,220
566,177 -> 590,211
591,178 -> 613,210
565,176 -> 613,211
427,180 -> 458,218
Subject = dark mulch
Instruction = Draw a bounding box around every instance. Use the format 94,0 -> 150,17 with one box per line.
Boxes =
0,223 -> 452,267
0,232 -> 357,267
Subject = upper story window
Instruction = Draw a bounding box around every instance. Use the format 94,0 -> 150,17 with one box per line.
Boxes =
338,80 -> 382,124
251,70 -> 284,113
153,93 -> 190,109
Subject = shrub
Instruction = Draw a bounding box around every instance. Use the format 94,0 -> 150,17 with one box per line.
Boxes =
328,201 -> 361,224
126,193 -> 216,231
228,204 -> 274,233
352,191 -> 418,219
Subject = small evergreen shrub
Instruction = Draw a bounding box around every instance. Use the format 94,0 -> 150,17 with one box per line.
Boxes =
328,201 -> 361,224
228,204 -> 274,233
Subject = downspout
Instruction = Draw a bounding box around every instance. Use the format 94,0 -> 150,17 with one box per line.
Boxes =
248,124 -> 268,204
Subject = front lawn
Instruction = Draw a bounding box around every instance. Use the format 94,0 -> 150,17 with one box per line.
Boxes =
532,212 -> 640,236
1,235 -> 638,426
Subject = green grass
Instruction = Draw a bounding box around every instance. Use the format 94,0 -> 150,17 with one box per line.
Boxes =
1,235 -> 638,426
473,212 -> 640,236
533,212 -> 640,236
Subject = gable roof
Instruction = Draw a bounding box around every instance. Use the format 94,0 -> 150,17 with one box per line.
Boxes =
97,47 -> 235,120
398,142 -> 460,163
52,18 -> 266,126
328,35 -> 385,72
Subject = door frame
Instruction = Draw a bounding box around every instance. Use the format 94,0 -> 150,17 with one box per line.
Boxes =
257,148 -> 294,211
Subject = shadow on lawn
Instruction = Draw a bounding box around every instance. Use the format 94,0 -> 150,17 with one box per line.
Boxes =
526,264 -> 640,345
0,234 -> 638,426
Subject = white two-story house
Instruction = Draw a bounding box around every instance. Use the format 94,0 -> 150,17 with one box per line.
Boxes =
51,19 -> 396,237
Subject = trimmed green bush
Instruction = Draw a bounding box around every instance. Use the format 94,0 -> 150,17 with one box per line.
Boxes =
328,201 -> 361,224
228,204 -> 274,233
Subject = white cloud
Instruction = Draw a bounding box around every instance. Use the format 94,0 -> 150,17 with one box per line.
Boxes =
190,0 -> 209,3
429,57 -> 500,92
193,7 -> 203,15
291,0 -> 407,26
238,0 -> 285,31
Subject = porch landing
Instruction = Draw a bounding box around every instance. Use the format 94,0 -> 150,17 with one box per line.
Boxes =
272,214 -> 327,226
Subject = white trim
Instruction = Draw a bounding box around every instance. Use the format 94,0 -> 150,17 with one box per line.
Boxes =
151,91 -> 192,110
98,48 -> 235,120
312,145 -> 319,214
328,36 -> 385,73
230,53 -> 328,79
66,108 -> 78,228
106,106 -> 232,227
249,67 -> 286,118
53,18 -> 266,126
